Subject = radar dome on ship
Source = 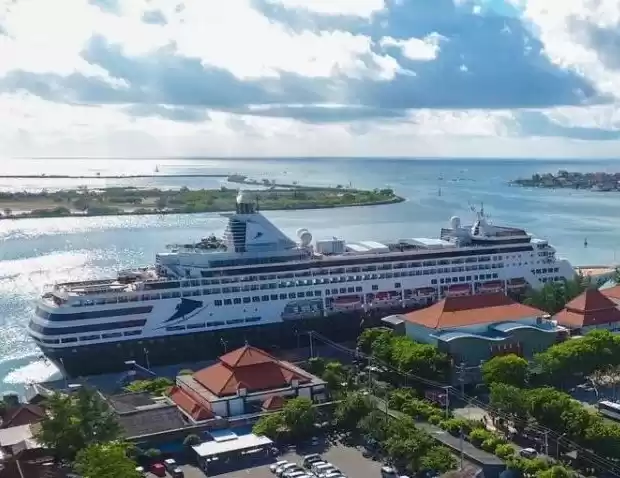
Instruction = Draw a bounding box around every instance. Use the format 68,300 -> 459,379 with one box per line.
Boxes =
296,228 -> 313,246
450,216 -> 461,229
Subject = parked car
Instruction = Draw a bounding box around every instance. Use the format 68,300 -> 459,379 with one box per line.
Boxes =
381,465 -> 399,478
163,458 -> 184,477
519,448 -> 538,459
271,460 -> 289,473
277,463 -> 300,477
150,463 -> 166,477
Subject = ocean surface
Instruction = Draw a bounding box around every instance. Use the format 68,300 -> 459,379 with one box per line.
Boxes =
1,157 -> 620,395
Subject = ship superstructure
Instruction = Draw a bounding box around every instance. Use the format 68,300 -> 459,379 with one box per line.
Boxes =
28,192 -> 574,376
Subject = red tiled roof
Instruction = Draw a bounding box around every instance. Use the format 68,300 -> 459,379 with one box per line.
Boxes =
219,345 -> 277,368
601,285 -> 620,301
168,386 -> 213,421
262,395 -> 285,411
0,405 -> 45,429
554,288 -> 620,328
192,345 -> 313,397
403,293 -> 545,329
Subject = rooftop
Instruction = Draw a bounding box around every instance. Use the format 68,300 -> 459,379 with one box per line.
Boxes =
402,293 -> 546,329
0,405 -> 45,429
602,284 -> 620,301
168,386 -> 214,421
115,403 -> 188,439
192,432 -> 273,458
554,288 -> 620,328
106,392 -> 156,414
191,345 -> 317,397
0,423 -> 40,449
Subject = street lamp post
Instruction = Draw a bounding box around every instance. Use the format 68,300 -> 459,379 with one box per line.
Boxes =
143,347 -> 151,371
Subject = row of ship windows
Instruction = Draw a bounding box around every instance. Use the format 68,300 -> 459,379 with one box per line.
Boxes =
208,272 -> 501,306
72,263 -> 503,307
36,317 -> 264,345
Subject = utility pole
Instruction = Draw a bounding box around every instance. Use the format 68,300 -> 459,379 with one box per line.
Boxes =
459,426 -> 465,470
458,361 -> 466,398
544,430 -> 549,456
309,331 -> 314,358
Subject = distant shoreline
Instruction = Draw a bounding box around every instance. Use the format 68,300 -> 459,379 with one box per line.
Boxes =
512,170 -> 620,192
0,177 -> 404,220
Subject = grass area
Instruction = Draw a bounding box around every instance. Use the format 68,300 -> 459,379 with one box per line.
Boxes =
0,184 -> 403,219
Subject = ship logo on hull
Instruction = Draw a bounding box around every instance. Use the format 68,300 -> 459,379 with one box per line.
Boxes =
164,298 -> 205,324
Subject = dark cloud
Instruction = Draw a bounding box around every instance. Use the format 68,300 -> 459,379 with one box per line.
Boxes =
0,0 -> 605,124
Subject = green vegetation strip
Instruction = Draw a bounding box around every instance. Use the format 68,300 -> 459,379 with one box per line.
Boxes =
0,184 -> 403,219
356,327 -> 620,477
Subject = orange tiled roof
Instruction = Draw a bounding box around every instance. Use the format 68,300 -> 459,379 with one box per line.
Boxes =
262,395 -> 285,411
192,345 -> 313,397
601,285 -> 620,301
403,293 -> 545,329
219,345 -> 277,368
168,386 -> 213,421
554,288 -> 620,328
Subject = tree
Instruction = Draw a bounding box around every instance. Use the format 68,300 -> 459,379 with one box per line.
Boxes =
183,434 -> 201,447
524,276 -> 587,315
358,328 -> 391,355
482,354 -> 529,387
388,336 -> 450,381
75,442 -> 142,478
334,392 -> 373,431
282,397 -> 316,438
534,329 -> 620,383
489,383 -> 529,425
419,447 -> 457,475
253,413 -> 285,440
322,361 -> 346,391
358,410 -> 389,444
306,357 -> 326,376
536,465 -> 576,478
37,388 -> 122,461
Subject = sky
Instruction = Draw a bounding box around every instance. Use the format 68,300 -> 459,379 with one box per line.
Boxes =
2,0 -> 620,158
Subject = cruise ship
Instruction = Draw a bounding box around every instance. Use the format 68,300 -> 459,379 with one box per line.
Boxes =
28,192 -> 575,377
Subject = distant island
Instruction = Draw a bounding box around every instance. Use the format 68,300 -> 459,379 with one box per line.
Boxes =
512,170 -> 620,192
0,178 -> 403,220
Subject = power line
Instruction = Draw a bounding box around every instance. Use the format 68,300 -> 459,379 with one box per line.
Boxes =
309,331 -> 620,476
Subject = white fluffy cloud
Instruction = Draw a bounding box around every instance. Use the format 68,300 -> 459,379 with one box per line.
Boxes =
1,0 -> 620,158
265,0 -> 386,18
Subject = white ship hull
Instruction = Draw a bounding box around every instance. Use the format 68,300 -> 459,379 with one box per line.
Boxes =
28,195 -> 576,377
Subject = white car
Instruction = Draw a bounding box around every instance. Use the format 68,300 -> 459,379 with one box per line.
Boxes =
271,461 -> 289,473
519,448 -> 538,459
277,464 -> 299,477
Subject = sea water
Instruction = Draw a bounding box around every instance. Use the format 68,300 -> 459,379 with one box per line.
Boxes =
1,157 -> 619,394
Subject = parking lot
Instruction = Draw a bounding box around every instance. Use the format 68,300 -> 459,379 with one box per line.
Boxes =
143,443 -> 384,478
216,444 -> 383,478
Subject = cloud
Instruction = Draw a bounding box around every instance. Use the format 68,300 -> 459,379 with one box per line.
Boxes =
0,0 -> 619,157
